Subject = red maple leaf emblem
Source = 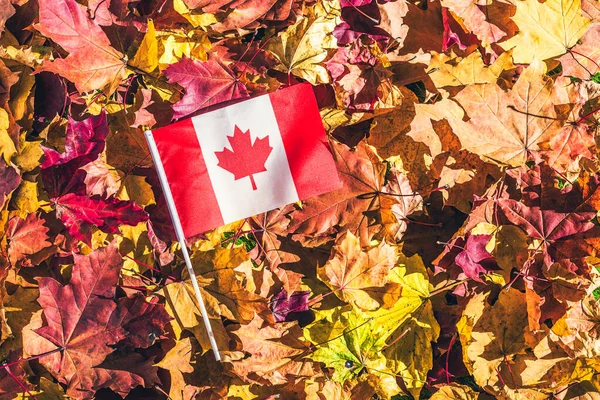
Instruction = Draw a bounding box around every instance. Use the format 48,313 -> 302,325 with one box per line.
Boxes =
215,126 -> 273,190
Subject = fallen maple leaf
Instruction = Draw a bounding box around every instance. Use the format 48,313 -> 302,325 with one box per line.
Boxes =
289,140 -> 418,246
109,294 -> 172,349
270,289 -> 310,322
24,243 -> 126,398
41,112 -> 109,198
499,0 -> 591,63
154,337 -> 197,400
306,306 -> 404,398
250,208 -> 303,294
24,243 -> 169,399
458,289 -> 528,391
54,193 -> 148,246
498,199 -> 596,268
33,0 -> 127,93
318,230 -> 398,310
227,314 -> 317,385
454,234 -> 499,282
451,60 -> 562,167
266,1 -> 339,85
215,126 -> 273,190
0,159 -> 20,210
441,0 -> 506,49
164,56 -> 249,119
6,213 -> 52,268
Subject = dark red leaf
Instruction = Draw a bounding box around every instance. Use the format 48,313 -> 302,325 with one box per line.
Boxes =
271,289 -> 310,322
29,243 -> 127,399
0,351 -> 32,400
111,294 -> 172,349
164,57 -> 248,119
54,193 -> 148,245
6,213 -> 52,268
41,111 -> 108,169
0,159 -> 20,210
454,234 -> 498,282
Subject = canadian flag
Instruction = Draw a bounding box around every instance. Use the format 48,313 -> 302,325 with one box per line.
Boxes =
145,83 -> 341,238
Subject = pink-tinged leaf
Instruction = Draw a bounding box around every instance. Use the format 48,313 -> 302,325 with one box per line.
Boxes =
540,116 -> 596,174
164,56 -> 248,119
32,0 -> 126,93
558,24 -> 600,79
442,7 -> 479,51
0,0 -> 15,35
271,289 -> 310,322
87,0 -> 147,30
40,112 -> 108,198
0,351 -> 33,400
80,159 -> 120,197
341,0 -> 374,6
334,2 -> 393,45
454,234 -> 498,282
41,111 -> 108,169
498,199 -> 596,266
131,88 -> 157,129
6,213 -> 52,268
211,0 -> 278,32
326,45 -> 384,111
110,294 -> 172,349
33,0 -> 126,93
55,193 -> 148,245
0,159 -> 20,210
26,243 -> 162,398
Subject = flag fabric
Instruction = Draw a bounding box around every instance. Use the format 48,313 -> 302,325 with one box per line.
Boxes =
145,83 -> 341,238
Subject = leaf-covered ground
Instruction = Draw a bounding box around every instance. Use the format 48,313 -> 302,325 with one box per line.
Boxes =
1,0 -> 600,399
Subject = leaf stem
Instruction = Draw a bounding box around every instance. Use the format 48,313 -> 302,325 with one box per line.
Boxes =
436,240 -> 466,252
233,31 -> 258,69
506,105 -> 561,121
119,284 -> 148,291
446,333 -> 457,384
576,104 -> 600,125
2,365 -> 37,400
569,49 -> 600,72
429,279 -> 468,297
306,317 -> 374,353
2,347 -> 65,369
405,218 -> 442,227
120,252 -> 178,282
381,326 -> 412,351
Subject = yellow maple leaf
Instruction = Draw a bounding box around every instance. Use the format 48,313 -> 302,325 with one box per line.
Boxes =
129,19 -> 158,73
266,1 -> 339,85
500,0 -> 591,63
428,50 -> 514,88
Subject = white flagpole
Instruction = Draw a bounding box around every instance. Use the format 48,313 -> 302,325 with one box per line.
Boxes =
144,130 -> 222,361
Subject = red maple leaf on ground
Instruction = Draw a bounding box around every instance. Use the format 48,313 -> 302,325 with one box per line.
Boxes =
215,126 -> 273,190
